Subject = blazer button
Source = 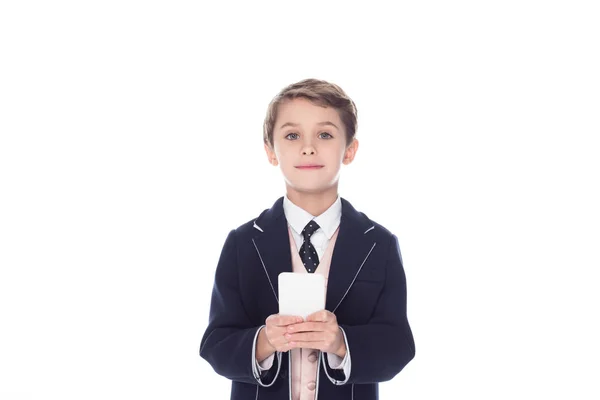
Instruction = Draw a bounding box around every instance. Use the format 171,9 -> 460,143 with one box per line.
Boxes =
307,352 -> 318,363
307,381 -> 316,391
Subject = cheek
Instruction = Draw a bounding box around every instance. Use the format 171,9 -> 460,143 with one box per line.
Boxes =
274,142 -> 296,159
330,146 -> 347,163
273,148 -> 288,165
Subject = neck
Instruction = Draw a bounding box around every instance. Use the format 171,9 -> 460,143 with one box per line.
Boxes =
285,185 -> 339,216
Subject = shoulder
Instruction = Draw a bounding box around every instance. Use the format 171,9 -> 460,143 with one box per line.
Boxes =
344,199 -> 405,265
340,197 -> 397,241
228,197 -> 285,238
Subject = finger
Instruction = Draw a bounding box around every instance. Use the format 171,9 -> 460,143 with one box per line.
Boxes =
286,322 -> 325,333
267,314 -> 303,326
267,331 -> 289,349
289,331 -> 341,352
306,310 -> 332,323
275,336 -> 296,352
274,339 -> 293,352
285,331 -> 322,342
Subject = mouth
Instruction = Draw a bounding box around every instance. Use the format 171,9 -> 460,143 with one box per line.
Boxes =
295,165 -> 324,170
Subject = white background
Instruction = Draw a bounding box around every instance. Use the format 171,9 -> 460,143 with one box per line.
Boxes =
1,1 -> 599,399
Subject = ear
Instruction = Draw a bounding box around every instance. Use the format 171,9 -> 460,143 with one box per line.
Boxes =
342,138 -> 359,165
264,142 -> 279,166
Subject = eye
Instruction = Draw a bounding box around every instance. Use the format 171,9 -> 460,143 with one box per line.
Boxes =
285,132 -> 299,140
319,132 -> 333,139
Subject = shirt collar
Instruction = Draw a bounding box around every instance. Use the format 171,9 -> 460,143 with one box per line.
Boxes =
283,195 -> 342,240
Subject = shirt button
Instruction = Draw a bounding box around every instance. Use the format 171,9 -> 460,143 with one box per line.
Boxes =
308,352 -> 318,363
307,381 -> 316,391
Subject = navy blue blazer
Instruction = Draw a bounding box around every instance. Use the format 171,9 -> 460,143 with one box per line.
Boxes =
200,197 -> 415,400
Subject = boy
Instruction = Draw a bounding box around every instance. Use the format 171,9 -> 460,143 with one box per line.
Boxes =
200,78 -> 415,400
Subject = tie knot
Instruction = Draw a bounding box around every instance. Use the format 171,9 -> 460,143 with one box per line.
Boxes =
301,221 -> 320,239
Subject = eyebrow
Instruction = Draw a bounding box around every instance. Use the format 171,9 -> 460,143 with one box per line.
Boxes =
278,121 -> 340,130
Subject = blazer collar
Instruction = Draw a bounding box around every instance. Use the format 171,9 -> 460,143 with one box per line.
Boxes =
252,197 -> 376,313
253,196 -> 372,234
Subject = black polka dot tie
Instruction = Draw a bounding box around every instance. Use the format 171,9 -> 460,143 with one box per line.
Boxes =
300,221 -> 320,273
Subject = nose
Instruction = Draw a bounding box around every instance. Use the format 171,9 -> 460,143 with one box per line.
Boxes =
301,138 -> 316,155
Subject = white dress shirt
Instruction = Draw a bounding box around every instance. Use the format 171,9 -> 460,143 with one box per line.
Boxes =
284,195 -> 342,262
253,195 -> 352,378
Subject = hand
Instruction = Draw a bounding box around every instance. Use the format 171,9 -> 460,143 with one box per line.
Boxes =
263,314 -> 303,353
283,310 -> 346,357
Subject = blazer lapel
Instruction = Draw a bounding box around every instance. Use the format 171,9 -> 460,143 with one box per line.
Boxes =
251,197 -> 292,307
326,198 -> 377,312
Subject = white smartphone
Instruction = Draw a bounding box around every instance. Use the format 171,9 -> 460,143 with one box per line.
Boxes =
278,272 -> 325,319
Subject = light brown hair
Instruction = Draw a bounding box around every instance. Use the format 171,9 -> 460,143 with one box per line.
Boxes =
263,78 -> 358,148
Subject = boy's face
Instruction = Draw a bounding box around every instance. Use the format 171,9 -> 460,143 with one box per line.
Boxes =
264,97 -> 358,196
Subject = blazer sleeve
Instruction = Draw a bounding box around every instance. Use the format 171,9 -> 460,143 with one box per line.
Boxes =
337,233 -> 416,384
199,229 -> 278,385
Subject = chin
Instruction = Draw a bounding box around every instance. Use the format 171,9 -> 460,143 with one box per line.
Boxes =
289,183 -> 336,195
